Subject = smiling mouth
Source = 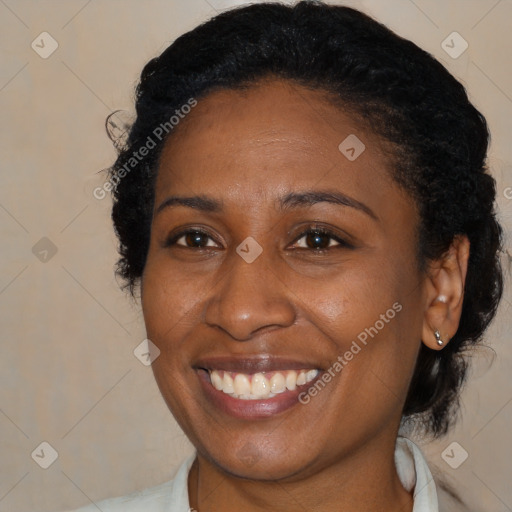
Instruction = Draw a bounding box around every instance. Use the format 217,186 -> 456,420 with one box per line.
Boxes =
206,369 -> 319,400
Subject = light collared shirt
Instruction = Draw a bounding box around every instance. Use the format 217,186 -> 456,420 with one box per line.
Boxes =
66,437 -> 438,511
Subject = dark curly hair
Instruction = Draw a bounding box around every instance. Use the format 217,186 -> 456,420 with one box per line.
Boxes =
106,1 -> 503,437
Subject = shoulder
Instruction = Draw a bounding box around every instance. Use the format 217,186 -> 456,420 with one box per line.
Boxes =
397,437 -> 473,512
68,480 -> 175,512
62,455 -> 195,512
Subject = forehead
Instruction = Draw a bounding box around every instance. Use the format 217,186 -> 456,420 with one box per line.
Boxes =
155,79 -> 401,212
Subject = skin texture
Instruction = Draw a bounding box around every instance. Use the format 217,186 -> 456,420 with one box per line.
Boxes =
141,79 -> 469,512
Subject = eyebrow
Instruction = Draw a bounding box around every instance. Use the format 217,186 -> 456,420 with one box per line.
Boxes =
279,191 -> 377,220
155,190 -> 377,220
156,195 -> 222,214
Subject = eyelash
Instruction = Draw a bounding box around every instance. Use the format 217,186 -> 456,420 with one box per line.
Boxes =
163,226 -> 353,252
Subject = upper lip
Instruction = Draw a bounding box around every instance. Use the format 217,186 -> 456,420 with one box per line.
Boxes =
193,356 -> 322,374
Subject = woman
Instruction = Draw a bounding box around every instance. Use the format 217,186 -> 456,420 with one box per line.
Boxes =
71,2 -> 503,511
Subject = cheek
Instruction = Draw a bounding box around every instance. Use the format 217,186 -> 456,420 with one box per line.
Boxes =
294,252 -> 422,396
141,258 -> 202,400
141,257 -> 204,421
141,251 -> 209,339
287,251 -> 413,332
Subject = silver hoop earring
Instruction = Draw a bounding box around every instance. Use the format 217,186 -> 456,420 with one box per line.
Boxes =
434,330 -> 444,347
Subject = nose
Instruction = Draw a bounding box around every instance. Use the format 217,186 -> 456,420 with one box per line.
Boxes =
204,252 -> 296,341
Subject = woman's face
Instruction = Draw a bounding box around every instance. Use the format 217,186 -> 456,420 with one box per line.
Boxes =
142,79 -> 428,480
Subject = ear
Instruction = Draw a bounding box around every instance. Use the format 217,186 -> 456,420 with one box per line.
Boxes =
421,235 -> 470,350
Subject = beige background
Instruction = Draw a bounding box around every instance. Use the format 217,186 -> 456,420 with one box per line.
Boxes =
0,0 -> 511,511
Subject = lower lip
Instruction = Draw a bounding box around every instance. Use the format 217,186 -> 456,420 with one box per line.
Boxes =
196,370 -> 321,419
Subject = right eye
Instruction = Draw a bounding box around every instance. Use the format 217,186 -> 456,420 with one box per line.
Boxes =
165,229 -> 219,248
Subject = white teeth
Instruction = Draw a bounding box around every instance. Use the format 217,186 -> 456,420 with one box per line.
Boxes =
233,374 -> 251,395
285,370 -> 297,390
223,372 -> 234,394
306,369 -> 319,381
251,373 -> 270,398
211,371 -> 223,390
208,368 -> 319,400
270,373 -> 286,394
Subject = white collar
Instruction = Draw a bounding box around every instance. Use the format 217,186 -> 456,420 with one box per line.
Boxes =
395,437 -> 439,511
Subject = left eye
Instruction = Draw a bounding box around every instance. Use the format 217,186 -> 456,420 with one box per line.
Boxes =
292,230 -> 347,250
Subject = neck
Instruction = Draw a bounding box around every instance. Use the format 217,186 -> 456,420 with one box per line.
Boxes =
188,434 -> 413,512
